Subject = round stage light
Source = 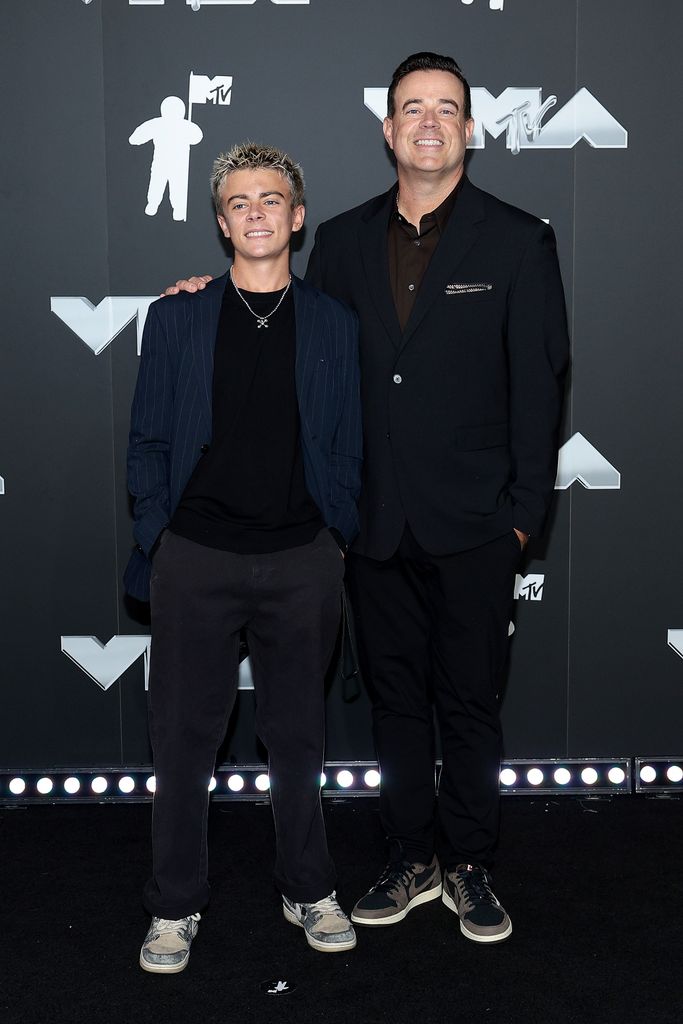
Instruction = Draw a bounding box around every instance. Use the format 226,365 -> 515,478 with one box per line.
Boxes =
639,765 -> 656,784
336,770 -> 354,789
553,768 -> 571,786
527,768 -> 544,786
146,776 -> 156,794
364,769 -> 381,788
37,777 -> 54,795
91,776 -> 108,795
118,776 -> 135,794
64,777 -> 81,795
9,777 -> 26,795
255,774 -> 270,792
607,767 -> 625,785
666,765 -> 683,783
320,772 -> 327,787
499,768 -> 517,786
208,776 -> 217,792
581,767 -> 598,786
227,774 -> 244,792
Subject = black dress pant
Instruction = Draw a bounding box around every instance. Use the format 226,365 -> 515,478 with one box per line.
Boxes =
346,526 -> 521,871
143,528 -> 344,919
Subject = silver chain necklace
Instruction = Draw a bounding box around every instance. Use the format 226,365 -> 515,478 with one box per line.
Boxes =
230,267 -> 292,328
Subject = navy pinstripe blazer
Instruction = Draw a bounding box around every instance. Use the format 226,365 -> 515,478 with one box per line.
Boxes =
123,273 -> 362,602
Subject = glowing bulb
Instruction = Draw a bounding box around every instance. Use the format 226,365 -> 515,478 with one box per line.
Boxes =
337,770 -> 354,788
37,777 -> 54,795
91,776 -> 108,795
581,767 -> 598,786
499,768 -> 517,786
320,772 -> 327,787
9,778 -> 26,795
666,765 -> 683,783
64,777 -> 81,795
146,776 -> 156,793
227,775 -> 244,792
364,769 -> 381,788
553,768 -> 571,786
255,774 -> 270,792
527,768 -> 544,786
607,767 -> 625,785
118,776 -> 135,794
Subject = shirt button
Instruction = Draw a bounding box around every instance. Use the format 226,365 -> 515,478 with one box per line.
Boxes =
393,374 -> 402,384
408,284 -> 415,292
414,240 -> 421,247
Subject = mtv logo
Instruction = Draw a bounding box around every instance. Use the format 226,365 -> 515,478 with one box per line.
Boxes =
555,433 -> 621,490
667,630 -> 683,661
514,574 -> 545,601
61,635 -> 151,691
51,297 -> 157,356
363,87 -> 627,156
189,73 -> 232,106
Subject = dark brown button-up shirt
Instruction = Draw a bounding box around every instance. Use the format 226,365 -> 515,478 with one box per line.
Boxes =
388,181 -> 462,331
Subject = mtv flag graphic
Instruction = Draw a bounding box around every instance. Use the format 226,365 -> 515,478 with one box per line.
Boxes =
363,87 -> 627,155
555,433 -> 621,490
128,72 -> 231,222
50,297 -> 157,356
514,574 -> 544,601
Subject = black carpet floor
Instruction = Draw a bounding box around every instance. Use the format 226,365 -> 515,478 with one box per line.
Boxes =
3,796 -> 682,1024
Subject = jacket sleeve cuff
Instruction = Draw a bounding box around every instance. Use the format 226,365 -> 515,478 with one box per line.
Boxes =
328,527 -> 348,554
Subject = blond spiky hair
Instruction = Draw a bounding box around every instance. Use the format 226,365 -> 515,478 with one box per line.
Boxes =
210,141 -> 305,213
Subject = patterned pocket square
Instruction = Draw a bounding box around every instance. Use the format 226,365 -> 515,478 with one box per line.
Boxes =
445,282 -> 494,295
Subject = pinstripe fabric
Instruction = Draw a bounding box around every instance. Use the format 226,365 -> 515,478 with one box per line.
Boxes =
124,274 -> 362,602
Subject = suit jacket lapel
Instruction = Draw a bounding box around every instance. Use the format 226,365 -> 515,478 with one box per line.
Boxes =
358,186 -> 403,348
399,178 -> 486,352
193,271 -> 228,433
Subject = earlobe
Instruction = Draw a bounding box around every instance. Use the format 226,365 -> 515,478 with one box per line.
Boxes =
383,117 -> 394,150
465,118 -> 475,144
292,205 -> 306,233
217,215 -> 230,239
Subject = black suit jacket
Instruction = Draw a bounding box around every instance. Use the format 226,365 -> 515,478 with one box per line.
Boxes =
306,176 -> 569,559
124,273 -> 362,601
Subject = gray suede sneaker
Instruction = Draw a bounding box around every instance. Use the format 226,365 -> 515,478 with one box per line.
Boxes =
139,913 -> 201,973
351,856 -> 442,926
442,863 -> 512,944
282,892 -> 357,952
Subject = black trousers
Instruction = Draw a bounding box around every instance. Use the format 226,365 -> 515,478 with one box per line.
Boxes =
143,528 -> 344,919
346,526 -> 521,871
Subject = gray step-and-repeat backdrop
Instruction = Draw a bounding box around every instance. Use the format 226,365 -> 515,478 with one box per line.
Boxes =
2,0 -> 682,771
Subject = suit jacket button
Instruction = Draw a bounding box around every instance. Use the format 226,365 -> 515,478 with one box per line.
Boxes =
200,444 -> 210,454
393,374 -> 402,384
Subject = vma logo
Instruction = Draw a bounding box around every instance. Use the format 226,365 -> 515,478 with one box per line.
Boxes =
129,71 -> 232,222
50,297 -> 156,356
61,636 -> 151,691
555,433 -> 621,490
667,630 -> 683,662
61,635 -> 255,691
514,574 -> 545,601
364,87 -> 627,155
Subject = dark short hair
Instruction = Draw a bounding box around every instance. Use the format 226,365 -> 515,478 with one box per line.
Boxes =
387,52 -> 471,121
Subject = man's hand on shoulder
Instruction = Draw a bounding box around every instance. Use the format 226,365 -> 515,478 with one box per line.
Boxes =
161,275 -> 213,297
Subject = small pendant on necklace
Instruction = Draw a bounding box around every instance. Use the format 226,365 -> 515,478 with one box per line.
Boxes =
257,318 -> 268,328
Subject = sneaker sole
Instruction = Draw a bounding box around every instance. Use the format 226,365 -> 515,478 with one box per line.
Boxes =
351,882 -> 442,926
442,889 -> 513,944
139,951 -> 190,974
282,903 -> 357,953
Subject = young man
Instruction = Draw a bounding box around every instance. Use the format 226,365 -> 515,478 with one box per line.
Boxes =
125,142 -> 362,972
167,52 -> 569,946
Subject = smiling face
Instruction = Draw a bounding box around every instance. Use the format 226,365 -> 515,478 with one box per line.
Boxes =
216,168 -> 305,269
383,69 -> 474,186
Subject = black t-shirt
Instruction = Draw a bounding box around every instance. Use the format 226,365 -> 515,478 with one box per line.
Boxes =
170,281 -> 323,552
